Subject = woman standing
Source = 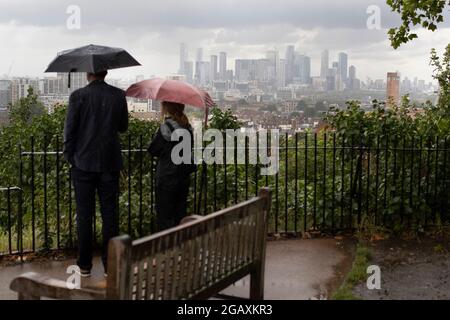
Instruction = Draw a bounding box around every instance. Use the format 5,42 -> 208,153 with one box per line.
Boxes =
148,101 -> 196,231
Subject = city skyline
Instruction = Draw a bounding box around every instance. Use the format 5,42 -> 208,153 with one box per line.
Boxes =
0,0 -> 449,83
0,44 -> 440,86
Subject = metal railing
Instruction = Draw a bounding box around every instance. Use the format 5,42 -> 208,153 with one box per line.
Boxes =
1,132 -> 449,256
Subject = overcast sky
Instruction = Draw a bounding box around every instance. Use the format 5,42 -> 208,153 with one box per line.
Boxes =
0,0 -> 449,82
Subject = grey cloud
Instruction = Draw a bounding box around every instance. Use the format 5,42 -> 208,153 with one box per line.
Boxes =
0,0 -> 404,30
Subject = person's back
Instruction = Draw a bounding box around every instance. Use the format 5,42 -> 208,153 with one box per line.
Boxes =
63,70 -> 128,277
64,78 -> 128,172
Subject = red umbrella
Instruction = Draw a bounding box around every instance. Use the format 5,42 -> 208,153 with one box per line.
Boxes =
125,78 -> 215,126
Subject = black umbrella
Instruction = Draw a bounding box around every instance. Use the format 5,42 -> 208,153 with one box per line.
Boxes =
45,44 -> 141,87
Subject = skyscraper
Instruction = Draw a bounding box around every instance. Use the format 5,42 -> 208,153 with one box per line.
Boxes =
285,45 -> 296,85
387,72 -> 400,107
210,55 -> 218,82
348,65 -> 360,90
277,59 -> 286,88
179,43 -> 188,74
184,61 -> 194,83
349,65 -> 356,80
235,59 -> 255,81
293,54 -> 311,84
195,48 -> 204,84
299,55 -> 311,85
266,49 -> 284,87
338,52 -> 348,82
196,48 -> 203,62
320,50 -> 329,79
219,52 -> 227,80
265,50 -> 278,83
197,61 -> 210,87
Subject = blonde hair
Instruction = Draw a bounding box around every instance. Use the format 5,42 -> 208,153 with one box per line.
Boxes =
161,101 -> 190,127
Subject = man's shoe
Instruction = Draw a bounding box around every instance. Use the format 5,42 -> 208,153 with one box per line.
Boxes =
79,269 -> 91,277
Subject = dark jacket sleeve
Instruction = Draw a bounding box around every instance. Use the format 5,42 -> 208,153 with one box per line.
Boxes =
63,90 -> 81,165
147,128 -> 166,157
118,93 -> 128,133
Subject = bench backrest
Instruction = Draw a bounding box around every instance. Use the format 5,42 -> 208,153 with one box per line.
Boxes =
105,188 -> 271,300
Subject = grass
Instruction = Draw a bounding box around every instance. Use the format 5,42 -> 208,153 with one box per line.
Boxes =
332,245 -> 372,300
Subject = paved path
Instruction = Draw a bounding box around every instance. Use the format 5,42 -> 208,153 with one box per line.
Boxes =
0,238 -> 352,300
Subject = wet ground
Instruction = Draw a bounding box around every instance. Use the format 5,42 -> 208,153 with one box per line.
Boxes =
353,237 -> 450,300
0,238 -> 354,300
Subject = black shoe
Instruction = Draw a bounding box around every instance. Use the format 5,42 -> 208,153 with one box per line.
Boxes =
79,268 -> 91,277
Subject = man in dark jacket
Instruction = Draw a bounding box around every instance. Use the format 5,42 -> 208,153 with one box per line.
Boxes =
63,70 -> 128,276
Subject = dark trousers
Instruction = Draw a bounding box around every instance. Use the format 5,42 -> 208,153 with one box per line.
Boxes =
72,166 -> 119,271
155,177 -> 190,231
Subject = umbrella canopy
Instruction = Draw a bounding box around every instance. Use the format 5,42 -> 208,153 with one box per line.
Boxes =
45,44 -> 141,73
125,78 -> 215,109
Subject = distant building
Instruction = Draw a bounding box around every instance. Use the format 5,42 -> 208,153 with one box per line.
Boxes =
11,78 -> 40,104
219,52 -> 227,81
195,61 -> 210,87
320,50 -> 329,79
166,74 -> 186,81
42,77 -> 58,95
285,45 -> 296,85
183,61 -> 194,83
348,65 -> 360,90
311,77 -> 326,91
293,54 -> 311,85
0,80 -> 12,108
235,59 -> 255,82
338,52 -> 348,82
195,47 -> 204,83
179,43 -> 188,74
276,88 -> 294,100
130,111 -> 160,122
128,100 -> 151,113
386,72 -> 400,107
277,59 -> 286,88
54,72 -> 87,95
326,68 -> 336,91
210,55 -> 218,82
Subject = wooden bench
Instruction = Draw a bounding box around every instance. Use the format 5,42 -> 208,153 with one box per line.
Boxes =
10,188 -> 271,300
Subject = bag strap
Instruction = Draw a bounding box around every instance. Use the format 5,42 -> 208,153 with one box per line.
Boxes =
165,120 -> 176,133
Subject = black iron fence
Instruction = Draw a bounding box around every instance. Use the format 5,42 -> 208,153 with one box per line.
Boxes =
1,132 -> 450,256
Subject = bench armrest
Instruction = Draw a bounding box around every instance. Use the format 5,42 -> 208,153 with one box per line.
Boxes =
10,272 -> 106,300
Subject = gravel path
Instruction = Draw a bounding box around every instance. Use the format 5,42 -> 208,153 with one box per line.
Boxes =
353,238 -> 450,300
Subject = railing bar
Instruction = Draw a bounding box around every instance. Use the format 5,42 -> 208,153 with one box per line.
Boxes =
322,133 -> 327,230
284,132 -> 288,233
139,135 -> 143,237
56,136 -> 61,249
128,134 -> 132,236
294,132 -> 298,234
303,133 -> 308,232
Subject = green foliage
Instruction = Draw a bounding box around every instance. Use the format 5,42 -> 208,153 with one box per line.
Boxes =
387,0 -> 449,49
430,44 -> 450,110
332,245 -> 371,300
208,107 -> 241,130
8,87 -> 46,125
